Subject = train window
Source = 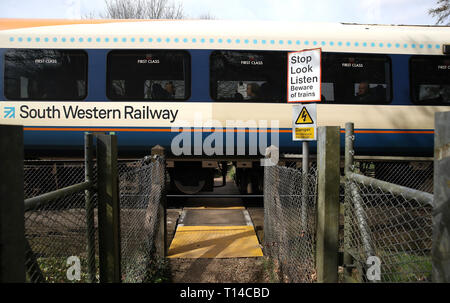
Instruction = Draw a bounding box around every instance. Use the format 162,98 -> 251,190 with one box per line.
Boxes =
210,51 -> 287,102
4,49 -> 87,100
107,50 -> 190,101
321,53 -> 392,104
410,56 -> 450,105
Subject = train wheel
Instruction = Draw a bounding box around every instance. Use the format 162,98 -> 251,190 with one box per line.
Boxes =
174,179 -> 206,194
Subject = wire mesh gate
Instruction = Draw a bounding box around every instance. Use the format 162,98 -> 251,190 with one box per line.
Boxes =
24,161 -> 97,282
343,123 -> 434,283
22,134 -> 167,283
264,162 -> 318,282
119,156 -> 166,283
263,124 -> 435,283
343,176 -> 433,282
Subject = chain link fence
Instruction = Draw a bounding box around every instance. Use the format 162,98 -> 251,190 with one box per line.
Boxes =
23,155 -> 167,283
118,156 -> 167,283
344,177 -> 433,282
354,160 -> 433,193
264,162 -> 317,283
24,161 -> 98,283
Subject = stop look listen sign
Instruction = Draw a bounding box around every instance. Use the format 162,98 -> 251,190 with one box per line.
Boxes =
287,48 -> 322,103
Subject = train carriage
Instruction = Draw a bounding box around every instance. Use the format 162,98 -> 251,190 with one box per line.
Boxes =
0,19 -> 449,193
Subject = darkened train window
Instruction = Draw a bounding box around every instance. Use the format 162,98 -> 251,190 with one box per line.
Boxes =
321,53 -> 391,104
4,49 -> 87,100
107,50 -> 190,100
410,56 -> 450,105
210,51 -> 286,102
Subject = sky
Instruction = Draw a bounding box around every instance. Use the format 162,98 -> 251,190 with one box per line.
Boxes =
0,0 -> 439,25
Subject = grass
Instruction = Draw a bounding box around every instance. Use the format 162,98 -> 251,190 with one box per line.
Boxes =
138,256 -> 171,283
28,256 -> 98,283
27,253 -> 171,283
262,257 -> 280,283
379,252 -> 432,282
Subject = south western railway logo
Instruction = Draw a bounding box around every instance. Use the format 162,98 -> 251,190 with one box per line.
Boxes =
3,106 -> 15,118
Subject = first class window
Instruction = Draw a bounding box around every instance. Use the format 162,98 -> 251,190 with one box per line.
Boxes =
410,56 -> 450,105
210,50 -> 287,102
4,49 -> 87,100
107,50 -> 190,101
321,53 -> 392,104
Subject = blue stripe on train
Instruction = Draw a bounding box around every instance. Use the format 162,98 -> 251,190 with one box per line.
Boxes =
23,129 -> 434,157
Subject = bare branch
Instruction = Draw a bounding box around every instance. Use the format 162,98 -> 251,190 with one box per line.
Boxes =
198,12 -> 216,20
98,0 -> 185,19
81,11 -> 99,19
428,0 -> 450,25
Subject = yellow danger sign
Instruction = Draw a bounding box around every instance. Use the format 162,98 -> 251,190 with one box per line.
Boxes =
294,127 -> 315,140
295,107 -> 314,124
292,104 -> 317,141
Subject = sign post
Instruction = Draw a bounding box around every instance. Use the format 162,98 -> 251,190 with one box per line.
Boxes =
288,48 -> 321,237
292,103 -> 317,235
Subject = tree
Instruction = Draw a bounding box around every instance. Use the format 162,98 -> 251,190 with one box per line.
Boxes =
429,0 -> 450,25
87,0 -> 185,19
198,12 -> 215,20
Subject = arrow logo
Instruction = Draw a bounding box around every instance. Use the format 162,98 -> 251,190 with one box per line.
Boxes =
4,107 -> 15,118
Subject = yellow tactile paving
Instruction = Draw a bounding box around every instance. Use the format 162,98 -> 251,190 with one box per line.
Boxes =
168,225 -> 263,258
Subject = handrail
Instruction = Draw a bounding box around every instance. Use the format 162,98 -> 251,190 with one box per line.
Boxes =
346,172 -> 434,207
24,181 -> 94,212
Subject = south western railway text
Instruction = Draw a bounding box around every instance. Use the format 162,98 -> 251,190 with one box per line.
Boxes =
19,105 -> 179,122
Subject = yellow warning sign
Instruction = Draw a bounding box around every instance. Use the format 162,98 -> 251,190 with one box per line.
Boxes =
294,127 -> 315,140
295,107 -> 314,124
292,104 -> 317,141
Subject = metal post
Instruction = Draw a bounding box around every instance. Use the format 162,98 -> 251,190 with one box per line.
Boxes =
344,123 -> 376,282
97,134 -> 121,283
343,123 -> 355,282
25,239 -> 45,282
432,111 -> 450,282
302,141 -> 309,174
316,126 -> 340,283
264,146 -> 280,258
151,145 -> 167,257
301,141 -> 309,235
84,133 -> 97,283
0,125 -> 25,282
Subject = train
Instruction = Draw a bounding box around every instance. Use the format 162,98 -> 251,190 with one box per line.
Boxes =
0,19 -> 449,194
